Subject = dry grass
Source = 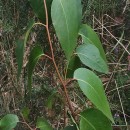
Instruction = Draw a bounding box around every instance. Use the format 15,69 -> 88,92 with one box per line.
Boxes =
91,10 -> 130,128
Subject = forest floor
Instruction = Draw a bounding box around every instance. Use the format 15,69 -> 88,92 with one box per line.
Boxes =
0,0 -> 130,130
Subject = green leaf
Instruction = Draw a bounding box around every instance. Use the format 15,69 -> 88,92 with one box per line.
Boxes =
21,107 -> 30,121
24,19 -> 35,46
76,44 -> 108,73
66,56 -> 81,78
46,90 -> 57,109
74,68 -> 114,123
80,108 -> 112,130
16,39 -> 24,79
36,117 -> 53,130
79,24 -> 107,61
29,0 -> 52,23
16,19 -> 35,80
0,114 -> 19,130
27,45 -> 44,93
51,0 -> 82,61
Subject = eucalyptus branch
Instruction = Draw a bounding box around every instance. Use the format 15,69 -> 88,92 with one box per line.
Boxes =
43,0 -> 76,119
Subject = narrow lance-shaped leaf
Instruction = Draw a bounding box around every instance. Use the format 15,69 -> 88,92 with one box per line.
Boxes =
27,45 -> 44,93
76,44 -> 108,73
16,39 -> 24,79
36,117 -> 53,130
79,24 -> 107,61
24,19 -> 35,47
0,114 -> 19,130
15,19 -> 35,80
29,0 -> 52,23
51,0 -> 82,61
74,68 -> 114,123
80,108 -> 112,130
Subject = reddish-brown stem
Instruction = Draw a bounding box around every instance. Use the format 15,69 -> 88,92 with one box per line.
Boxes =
43,0 -> 76,119
65,78 -> 76,86
20,121 -> 34,130
64,102 -> 67,126
44,54 -> 53,60
43,0 -> 54,59
20,113 -> 34,130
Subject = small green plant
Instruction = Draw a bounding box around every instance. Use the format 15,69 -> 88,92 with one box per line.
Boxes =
0,114 -> 19,130
0,0 -> 114,129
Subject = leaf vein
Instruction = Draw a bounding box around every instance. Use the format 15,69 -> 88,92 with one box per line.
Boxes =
59,0 -> 70,45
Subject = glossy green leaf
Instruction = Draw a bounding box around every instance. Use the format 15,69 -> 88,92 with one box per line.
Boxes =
51,0 -> 82,61
29,0 -> 52,23
27,45 -> 44,93
80,108 -> 112,130
16,39 -> 24,79
66,56 -> 81,78
0,114 -> 19,130
79,24 -> 107,61
16,19 -> 35,80
76,44 -> 108,73
36,117 -> 53,130
74,68 -> 114,123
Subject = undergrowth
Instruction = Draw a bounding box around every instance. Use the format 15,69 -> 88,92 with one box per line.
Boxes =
0,0 -> 130,129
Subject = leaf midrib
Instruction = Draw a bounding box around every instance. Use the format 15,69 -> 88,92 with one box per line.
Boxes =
59,0 -> 70,46
76,78 -> 104,108
79,33 -> 93,44
80,114 -> 96,130
76,52 -> 104,70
